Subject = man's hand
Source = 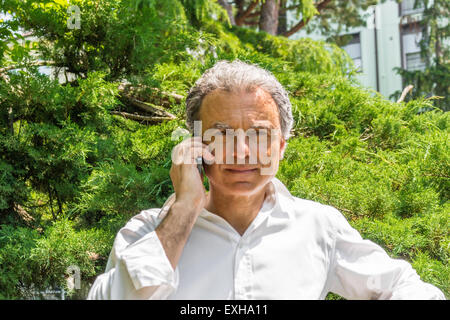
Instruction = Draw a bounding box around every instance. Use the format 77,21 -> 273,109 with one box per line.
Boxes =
170,136 -> 213,212
156,137 -> 214,270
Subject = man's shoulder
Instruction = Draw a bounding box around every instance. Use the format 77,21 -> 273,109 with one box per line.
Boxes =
287,195 -> 344,228
109,207 -> 162,253
290,196 -> 334,211
117,207 -> 162,238
273,178 -> 342,225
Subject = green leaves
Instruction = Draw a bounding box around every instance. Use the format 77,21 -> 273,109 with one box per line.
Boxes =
0,220 -> 113,298
287,0 -> 319,22
0,0 -> 447,299
230,27 -> 354,76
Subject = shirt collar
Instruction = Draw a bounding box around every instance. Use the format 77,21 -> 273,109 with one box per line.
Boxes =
199,177 -> 294,221
270,177 -> 296,220
157,178 -> 295,223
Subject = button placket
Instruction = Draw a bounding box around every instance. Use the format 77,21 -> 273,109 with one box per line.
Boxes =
233,240 -> 240,299
234,237 -> 253,300
241,253 -> 253,299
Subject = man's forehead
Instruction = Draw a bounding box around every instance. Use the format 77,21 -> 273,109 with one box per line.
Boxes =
210,120 -> 275,129
204,86 -> 271,102
200,88 -> 280,130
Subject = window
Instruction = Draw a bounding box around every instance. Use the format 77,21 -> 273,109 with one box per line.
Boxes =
342,33 -> 362,72
401,24 -> 425,71
406,52 -> 426,71
400,0 -> 424,16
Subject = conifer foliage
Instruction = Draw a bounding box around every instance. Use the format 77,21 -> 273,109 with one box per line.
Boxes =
0,0 -> 448,299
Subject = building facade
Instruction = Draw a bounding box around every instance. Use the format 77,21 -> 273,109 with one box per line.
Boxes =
288,0 -> 426,100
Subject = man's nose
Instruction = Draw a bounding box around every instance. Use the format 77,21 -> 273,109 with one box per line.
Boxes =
234,131 -> 250,163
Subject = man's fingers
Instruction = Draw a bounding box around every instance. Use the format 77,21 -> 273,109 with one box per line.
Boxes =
179,136 -> 202,148
172,138 -> 215,165
172,138 -> 202,164
180,144 -> 209,165
201,146 -> 215,164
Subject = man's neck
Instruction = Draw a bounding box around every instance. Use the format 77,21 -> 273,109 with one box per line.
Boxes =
205,184 -> 269,236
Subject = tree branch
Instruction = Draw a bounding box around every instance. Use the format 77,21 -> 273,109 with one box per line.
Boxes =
13,203 -> 35,225
110,111 -> 174,123
118,82 -> 184,104
281,0 -> 332,37
235,0 -> 260,26
149,87 -> 184,103
281,18 -> 310,37
397,85 -> 414,103
119,94 -> 176,119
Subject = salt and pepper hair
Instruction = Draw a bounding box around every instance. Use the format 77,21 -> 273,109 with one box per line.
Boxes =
185,60 -> 294,140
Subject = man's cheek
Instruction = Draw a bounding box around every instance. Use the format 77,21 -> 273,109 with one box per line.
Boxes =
260,158 -> 278,176
204,163 -> 220,179
205,139 -> 226,165
259,145 -> 280,176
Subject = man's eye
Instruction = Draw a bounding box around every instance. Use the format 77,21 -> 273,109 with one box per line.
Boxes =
255,130 -> 270,137
246,130 -> 258,138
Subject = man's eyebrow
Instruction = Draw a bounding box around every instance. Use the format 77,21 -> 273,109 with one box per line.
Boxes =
211,122 -> 232,130
250,121 -> 274,130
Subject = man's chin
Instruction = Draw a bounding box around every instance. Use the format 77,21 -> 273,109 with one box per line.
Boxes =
211,179 -> 268,196
228,181 -> 257,192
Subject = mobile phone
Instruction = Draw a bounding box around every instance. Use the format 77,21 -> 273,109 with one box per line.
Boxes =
196,156 -> 203,175
194,132 -> 203,175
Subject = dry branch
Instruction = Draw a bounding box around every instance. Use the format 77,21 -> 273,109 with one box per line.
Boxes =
13,203 -> 35,225
119,94 -> 176,119
118,82 -> 184,104
397,85 -> 414,103
111,111 -> 173,123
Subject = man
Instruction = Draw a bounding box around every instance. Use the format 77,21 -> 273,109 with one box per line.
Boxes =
87,60 -> 445,300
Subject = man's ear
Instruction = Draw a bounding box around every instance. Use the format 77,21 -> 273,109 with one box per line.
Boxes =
280,138 -> 286,160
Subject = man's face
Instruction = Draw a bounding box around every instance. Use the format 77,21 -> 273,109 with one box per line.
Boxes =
199,87 -> 285,196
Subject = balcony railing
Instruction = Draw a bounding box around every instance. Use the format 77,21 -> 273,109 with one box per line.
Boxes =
400,0 -> 424,16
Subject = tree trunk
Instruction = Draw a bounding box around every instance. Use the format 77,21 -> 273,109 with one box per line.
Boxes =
235,0 -> 245,15
277,0 -> 287,35
217,0 -> 235,25
259,0 -> 279,35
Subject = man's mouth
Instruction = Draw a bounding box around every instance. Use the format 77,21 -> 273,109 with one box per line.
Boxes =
225,167 -> 259,174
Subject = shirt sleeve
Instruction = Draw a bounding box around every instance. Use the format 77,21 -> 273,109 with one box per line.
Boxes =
87,208 -> 179,300
325,208 -> 446,300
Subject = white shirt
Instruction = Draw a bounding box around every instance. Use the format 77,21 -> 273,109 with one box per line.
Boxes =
87,178 -> 445,300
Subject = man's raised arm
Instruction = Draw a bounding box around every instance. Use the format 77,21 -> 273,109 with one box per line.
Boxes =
87,137 -> 213,299
86,208 -> 179,300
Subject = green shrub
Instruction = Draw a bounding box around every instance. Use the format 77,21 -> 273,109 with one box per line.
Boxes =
0,0 -> 447,299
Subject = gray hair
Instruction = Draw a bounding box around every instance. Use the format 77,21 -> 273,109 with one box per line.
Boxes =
185,60 -> 293,139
